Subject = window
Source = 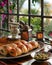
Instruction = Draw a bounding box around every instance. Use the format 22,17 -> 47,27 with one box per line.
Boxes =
0,0 -> 52,38
44,0 -> 52,38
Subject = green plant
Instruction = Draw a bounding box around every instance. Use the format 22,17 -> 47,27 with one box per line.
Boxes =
32,0 -> 41,6
31,17 -> 41,34
44,20 -> 52,37
31,9 -> 39,15
20,16 -> 28,24
20,9 -> 28,14
20,8 -> 41,34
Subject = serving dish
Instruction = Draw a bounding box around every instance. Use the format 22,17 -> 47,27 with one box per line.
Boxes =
32,51 -> 51,61
0,41 -> 44,59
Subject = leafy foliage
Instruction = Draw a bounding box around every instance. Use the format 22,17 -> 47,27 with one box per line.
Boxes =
20,16 -> 28,24
31,9 -> 39,15
19,0 -> 25,9
20,16 -> 41,34
31,17 -> 41,33
32,0 -> 40,3
44,20 -> 52,37
32,0 -> 40,6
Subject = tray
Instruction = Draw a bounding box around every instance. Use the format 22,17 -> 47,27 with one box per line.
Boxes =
0,41 -> 44,59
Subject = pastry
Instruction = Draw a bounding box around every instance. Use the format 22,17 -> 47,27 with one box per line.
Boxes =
20,40 -> 33,51
0,46 -> 8,56
29,41 -> 39,49
9,47 -> 22,57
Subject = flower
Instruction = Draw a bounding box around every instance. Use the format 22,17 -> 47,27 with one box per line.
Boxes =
2,14 -> 6,21
9,9 -> 12,14
0,0 -> 8,13
0,0 -> 16,28
0,0 -> 8,25
0,0 -> 8,8
4,0 -> 8,4
1,2 -> 5,7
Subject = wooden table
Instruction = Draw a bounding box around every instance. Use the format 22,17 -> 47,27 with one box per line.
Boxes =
0,55 -> 52,65
0,55 -> 32,65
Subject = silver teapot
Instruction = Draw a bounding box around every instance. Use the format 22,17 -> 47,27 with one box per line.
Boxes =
10,24 -> 19,38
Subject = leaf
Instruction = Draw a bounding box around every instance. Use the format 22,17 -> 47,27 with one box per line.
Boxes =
13,3 -> 15,9
32,0 -> 40,3
32,0 -> 36,6
3,7 -> 7,12
32,0 -> 35,3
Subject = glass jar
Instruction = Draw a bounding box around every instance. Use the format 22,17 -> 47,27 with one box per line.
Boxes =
10,25 -> 18,38
21,29 -> 32,41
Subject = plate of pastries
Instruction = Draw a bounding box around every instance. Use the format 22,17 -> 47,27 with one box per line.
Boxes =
0,37 -> 44,59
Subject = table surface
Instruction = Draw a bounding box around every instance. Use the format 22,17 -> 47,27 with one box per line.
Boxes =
0,55 -> 52,65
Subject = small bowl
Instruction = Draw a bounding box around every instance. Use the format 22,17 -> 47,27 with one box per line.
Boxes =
33,52 -> 51,61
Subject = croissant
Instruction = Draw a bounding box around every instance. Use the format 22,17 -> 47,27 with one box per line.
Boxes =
17,45 -> 28,53
15,41 -> 23,46
10,41 -> 28,54
2,45 -> 12,53
0,46 -> 8,56
9,47 -> 22,57
20,40 -> 28,44
0,43 -> 17,56
28,43 -> 33,51
29,41 -> 39,49
20,40 -> 33,51
15,40 -> 28,53
7,43 -> 17,49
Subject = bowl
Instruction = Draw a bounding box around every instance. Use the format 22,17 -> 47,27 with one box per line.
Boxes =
33,52 -> 51,61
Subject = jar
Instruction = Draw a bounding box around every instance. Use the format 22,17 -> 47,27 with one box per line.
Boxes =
10,25 -> 18,38
21,29 -> 32,41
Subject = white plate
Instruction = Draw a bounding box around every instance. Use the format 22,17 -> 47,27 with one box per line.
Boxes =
7,35 -> 21,40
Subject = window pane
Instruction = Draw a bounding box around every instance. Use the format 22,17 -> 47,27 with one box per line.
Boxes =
30,17 -> 41,34
44,18 -> 52,38
0,15 -> 2,29
19,0 -> 28,14
9,0 -> 17,14
0,0 -> 7,13
44,0 -> 52,16
0,14 -> 8,29
19,16 -> 28,24
31,0 -> 41,15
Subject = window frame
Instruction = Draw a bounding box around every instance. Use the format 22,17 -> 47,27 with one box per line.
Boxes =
0,0 -> 52,34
